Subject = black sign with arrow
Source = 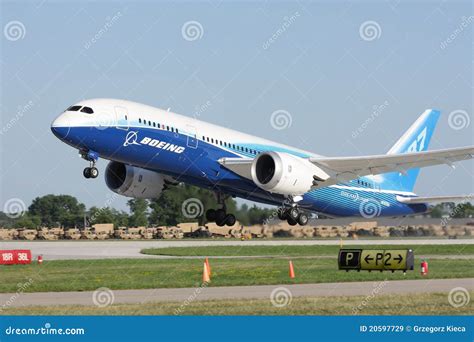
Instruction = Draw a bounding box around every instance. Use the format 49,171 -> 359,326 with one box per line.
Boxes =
338,249 -> 414,272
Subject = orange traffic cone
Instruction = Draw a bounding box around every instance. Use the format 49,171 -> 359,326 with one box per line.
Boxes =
289,260 -> 295,279
205,257 -> 212,277
203,261 -> 211,283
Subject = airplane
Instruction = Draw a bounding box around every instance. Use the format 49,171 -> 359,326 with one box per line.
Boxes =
51,99 -> 474,226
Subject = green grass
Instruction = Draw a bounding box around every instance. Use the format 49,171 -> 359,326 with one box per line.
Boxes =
0,257 -> 472,293
141,244 -> 474,257
1,292 -> 472,315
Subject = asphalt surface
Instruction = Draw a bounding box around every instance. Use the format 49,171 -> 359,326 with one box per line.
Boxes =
1,278 -> 472,307
0,239 -> 472,260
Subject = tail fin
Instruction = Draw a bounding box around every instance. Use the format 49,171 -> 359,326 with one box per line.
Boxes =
380,109 -> 440,192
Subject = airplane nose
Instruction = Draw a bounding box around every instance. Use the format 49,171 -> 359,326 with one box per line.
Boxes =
51,114 -> 70,140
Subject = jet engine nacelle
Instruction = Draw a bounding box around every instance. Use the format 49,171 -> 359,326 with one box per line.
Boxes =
251,152 -> 329,196
105,161 -> 171,199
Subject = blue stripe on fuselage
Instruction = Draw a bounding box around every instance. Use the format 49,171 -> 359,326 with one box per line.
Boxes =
60,125 -> 428,217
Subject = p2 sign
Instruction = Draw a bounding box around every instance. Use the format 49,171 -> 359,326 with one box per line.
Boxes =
338,249 -> 414,272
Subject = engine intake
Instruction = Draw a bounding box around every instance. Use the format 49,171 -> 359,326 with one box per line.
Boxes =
251,152 -> 329,196
105,161 -> 170,199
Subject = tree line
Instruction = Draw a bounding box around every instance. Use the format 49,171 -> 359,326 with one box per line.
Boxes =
1,186 -> 472,229
0,185 -> 276,228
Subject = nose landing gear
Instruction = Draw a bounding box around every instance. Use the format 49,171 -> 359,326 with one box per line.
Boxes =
80,150 -> 99,179
83,163 -> 99,179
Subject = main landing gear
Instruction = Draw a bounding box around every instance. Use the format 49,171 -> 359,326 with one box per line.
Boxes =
205,193 -> 236,227
277,203 -> 309,226
80,150 -> 99,179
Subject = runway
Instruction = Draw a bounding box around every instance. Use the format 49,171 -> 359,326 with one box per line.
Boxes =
1,278 -> 472,308
0,239 -> 472,260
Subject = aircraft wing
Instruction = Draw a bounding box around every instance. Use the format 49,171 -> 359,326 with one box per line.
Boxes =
219,146 -> 474,188
396,195 -> 473,204
219,157 -> 254,179
308,146 -> 474,185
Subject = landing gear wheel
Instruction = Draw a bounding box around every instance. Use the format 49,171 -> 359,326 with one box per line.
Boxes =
206,209 -> 216,222
215,209 -> 227,224
83,167 -> 91,179
297,212 -> 309,226
288,207 -> 299,221
287,218 -> 297,226
277,207 -> 288,220
90,167 -> 99,179
225,214 -> 236,226
216,217 -> 226,227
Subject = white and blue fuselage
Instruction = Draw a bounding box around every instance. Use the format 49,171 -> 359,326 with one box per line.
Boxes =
51,98 -> 429,218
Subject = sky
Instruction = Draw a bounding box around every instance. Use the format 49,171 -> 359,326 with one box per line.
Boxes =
0,0 -> 473,213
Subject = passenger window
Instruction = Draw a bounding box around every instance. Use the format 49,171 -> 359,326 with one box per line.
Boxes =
153,122 -> 156,127
80,107 -> 94,114
139,118 -> 142,124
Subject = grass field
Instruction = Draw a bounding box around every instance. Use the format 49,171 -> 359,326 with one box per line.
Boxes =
141,244 -> 474,257
0,257 -> 472,293
1,292 -> 472,315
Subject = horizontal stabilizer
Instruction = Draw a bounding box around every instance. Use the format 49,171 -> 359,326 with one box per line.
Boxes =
396,195 -> 473,204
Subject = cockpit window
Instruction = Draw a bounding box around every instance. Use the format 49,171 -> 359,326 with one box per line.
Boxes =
80,107 -> 94,114
67,105 -> 82,111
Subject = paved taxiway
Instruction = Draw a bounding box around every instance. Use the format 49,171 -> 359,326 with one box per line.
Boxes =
0,239 -> 472,260
1,278 -> 472,307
